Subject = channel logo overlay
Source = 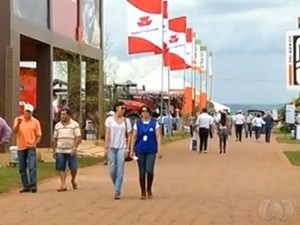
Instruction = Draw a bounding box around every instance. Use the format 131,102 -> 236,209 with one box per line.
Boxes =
258,200 -> 293,221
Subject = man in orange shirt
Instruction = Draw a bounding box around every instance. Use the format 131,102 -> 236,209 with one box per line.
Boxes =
13,104 -> 42,193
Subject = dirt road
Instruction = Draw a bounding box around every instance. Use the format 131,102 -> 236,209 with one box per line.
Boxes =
0,135 -> 299,225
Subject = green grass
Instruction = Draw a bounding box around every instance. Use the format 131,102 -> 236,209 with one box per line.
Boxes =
275,135 -> 300,144
284,151 -> 300,166
162,132 -> 189,144
0,156 -> 102,194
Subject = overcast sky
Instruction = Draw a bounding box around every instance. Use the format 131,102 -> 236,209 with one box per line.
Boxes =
104,0 -> 300,104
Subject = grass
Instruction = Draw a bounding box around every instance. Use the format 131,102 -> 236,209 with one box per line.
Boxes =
284,151 -> 300,166
275,134 -> 300,144
162,132 -> 189,144
0,156 -> 102,194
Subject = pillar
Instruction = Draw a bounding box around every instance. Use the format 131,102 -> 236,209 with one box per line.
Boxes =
36,44 -> 53,147
67,53 -> 82,125
85,58 -> 100,137
0,0 -> 11,117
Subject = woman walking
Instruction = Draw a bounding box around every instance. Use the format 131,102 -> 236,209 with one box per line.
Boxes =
217,112 -> 230,154
104,102 -> 132,200
131,105 -> 162,200
252,114 -> 265,142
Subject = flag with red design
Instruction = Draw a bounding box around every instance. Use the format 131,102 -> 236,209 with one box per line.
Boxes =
184,28 -> 193,68
164,16 -> 187,70
127,0 -> 163,54
154,0 -> 168,54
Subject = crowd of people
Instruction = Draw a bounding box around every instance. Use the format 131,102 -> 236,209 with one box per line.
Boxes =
0,100 -> 163,201
0,100 -> 276,200
189,108 -> 275,154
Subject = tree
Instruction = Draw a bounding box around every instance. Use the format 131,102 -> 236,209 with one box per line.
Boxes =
53,34 -> 119,139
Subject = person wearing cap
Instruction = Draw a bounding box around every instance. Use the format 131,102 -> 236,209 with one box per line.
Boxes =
13,104 -> 42,193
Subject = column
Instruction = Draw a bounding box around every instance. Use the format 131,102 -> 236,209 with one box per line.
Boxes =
0,0 -> 11,117
85,58 -> 100,138
67,53 -> 82,125
36,44 -> 53,147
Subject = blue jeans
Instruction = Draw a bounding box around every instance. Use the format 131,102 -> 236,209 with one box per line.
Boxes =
17,148 -> 37,189
55,153 -> 78,171
135,152 -> 156,176
107,147 -> 125,194
135,152 -> 156,194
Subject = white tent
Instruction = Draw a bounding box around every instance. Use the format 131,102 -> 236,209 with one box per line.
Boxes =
210,100 -> 230,112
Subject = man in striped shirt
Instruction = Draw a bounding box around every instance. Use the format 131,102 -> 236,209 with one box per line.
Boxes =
52,108 -> 81,192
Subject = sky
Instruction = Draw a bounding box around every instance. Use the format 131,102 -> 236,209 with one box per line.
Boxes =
103,0 -> 300,104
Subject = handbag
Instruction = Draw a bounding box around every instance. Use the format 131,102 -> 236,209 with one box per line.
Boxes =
124,118 -> 133,162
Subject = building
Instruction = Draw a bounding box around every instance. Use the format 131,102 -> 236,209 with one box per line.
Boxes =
0,0 -> 105,148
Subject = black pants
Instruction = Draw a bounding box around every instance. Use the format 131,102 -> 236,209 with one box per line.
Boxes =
189,125 -> 193,137
235,124 -> 243,142
254,126 -> 261,140
199,128 -> 209,151
265,128 -> 271,142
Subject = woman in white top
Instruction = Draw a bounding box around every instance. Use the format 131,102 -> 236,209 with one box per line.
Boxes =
105,101 -> 132,200
252,114 -> 265,142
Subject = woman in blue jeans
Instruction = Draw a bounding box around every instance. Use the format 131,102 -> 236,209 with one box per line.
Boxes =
105,101 -> 132,200
131,106 -> 162,200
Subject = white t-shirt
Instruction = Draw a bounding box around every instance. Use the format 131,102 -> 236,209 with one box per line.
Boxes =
196,113 -> 213,129
252,117 -> 265,127
234,114 -> 245,125
133,120 -> 160,130
105,116 -> 132,149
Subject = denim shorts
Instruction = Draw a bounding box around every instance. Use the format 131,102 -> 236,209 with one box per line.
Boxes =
55,153 -> 78,171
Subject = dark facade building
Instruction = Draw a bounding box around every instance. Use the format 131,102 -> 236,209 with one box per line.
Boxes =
0,0 -> 105,148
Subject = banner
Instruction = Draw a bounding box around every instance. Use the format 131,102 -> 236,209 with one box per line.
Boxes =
208,52 -> 213,77
19,68 -> 37,115
52,0 -> 78,40
13,0 -> 48,28
286,30 -> 300,90
200,46 -> 207,73
194,39 -> 201,72
166,16 -> 187,71
154,0 -> 168,55
127,0 -> 162,54
81,0 -> 101,48
184,28 -> 192,68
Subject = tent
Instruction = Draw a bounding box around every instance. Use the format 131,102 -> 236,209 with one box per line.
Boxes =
210,100 -> 231,112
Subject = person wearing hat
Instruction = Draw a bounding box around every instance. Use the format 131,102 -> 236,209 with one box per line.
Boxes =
13,104 -> 42,193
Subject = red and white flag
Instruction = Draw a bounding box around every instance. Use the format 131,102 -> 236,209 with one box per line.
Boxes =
154,0 -> 168,54
127,0 -> 163,54
165,16 -> 187,70
184,28 -> 193,68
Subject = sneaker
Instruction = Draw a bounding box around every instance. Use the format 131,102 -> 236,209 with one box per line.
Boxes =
31,186 -> 37,193
114,193 -> 120,200
19,188 -> 30,193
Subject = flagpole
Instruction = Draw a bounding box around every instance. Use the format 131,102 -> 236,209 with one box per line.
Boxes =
167,66 -> 171,138
160,1 -> 164,118
209,52 -> 213,100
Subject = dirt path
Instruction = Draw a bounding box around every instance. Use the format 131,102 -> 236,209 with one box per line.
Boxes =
0,135 -> 300,225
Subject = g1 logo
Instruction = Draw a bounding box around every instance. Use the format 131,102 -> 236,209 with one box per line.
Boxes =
258,200 -> 293,221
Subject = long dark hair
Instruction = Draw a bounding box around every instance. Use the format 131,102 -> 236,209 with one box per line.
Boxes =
220,112 -> 227,126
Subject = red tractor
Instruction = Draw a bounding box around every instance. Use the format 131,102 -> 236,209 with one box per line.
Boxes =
105,81 -> 158,120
